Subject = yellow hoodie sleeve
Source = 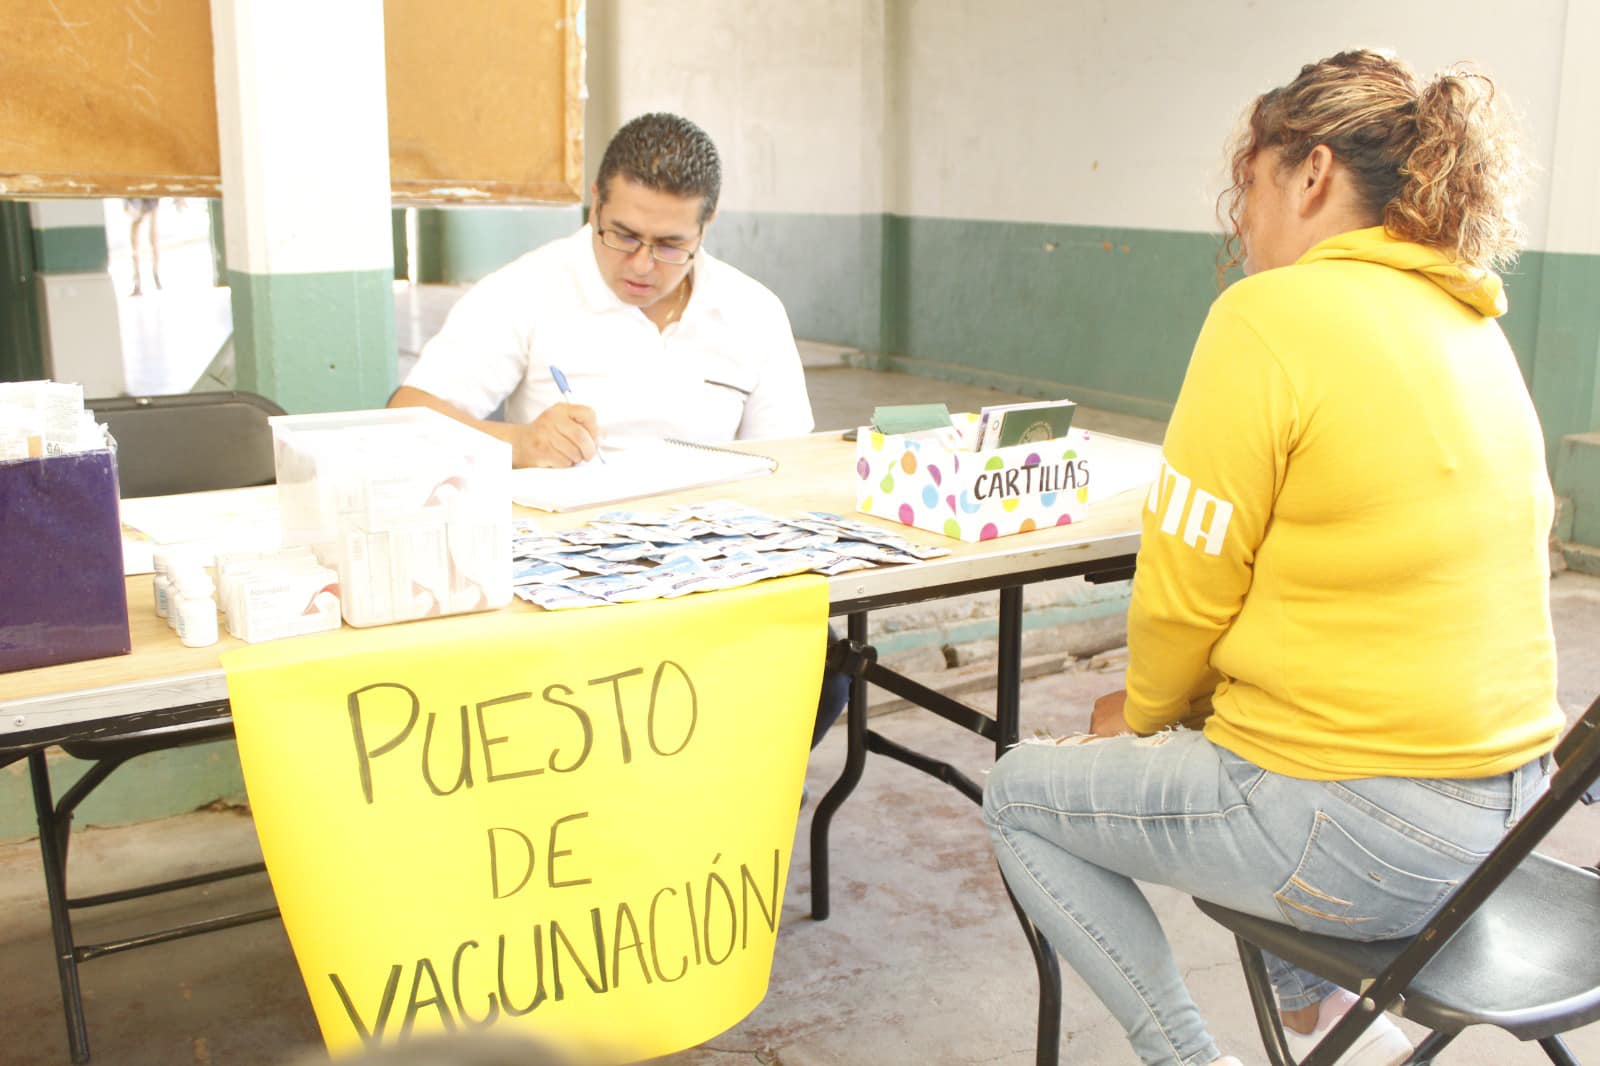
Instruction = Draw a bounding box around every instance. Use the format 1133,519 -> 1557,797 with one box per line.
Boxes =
1123,303 -> 1299,733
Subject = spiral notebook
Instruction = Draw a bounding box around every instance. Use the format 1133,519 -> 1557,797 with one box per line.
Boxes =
509,438 -> 779,512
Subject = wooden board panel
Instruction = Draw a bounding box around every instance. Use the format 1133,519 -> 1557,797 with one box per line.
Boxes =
0,0 -> 223,198
386,0 -> 585,203
0,0 -> 583,203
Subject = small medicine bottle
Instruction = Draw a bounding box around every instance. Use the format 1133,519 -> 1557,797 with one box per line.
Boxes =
151,550 -> 175,620
172,569 -> 220,649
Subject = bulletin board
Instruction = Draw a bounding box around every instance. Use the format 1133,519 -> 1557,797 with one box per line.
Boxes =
0,0 -> 584,204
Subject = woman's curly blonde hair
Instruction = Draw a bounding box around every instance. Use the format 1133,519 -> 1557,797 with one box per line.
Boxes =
1218,50 -> 1528,277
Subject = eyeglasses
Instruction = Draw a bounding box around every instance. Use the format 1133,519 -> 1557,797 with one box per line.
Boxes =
595,222 -> 698,266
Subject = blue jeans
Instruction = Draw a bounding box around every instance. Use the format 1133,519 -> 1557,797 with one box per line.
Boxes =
982,728 -> 1550,1066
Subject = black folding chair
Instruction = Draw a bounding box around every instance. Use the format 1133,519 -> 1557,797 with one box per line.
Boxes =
1195,694 -> 1600,1066
93,391 -> 281,497
29,390 -> 285,1063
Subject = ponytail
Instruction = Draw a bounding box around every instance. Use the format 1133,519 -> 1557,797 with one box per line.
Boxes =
1384,71 -> 1527,273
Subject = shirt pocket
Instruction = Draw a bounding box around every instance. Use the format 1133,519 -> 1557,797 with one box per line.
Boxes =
1273,811 -> 1462,941
691,357 -> 757,440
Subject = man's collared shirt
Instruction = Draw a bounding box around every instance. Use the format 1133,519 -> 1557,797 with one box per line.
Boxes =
403,226 -> 815,443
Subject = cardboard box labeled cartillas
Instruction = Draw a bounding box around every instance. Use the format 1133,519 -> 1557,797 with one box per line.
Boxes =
855,428 -> 1161,542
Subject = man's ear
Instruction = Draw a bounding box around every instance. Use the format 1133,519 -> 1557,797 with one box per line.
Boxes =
703,207 -> 719,228
589,182 -> 601,210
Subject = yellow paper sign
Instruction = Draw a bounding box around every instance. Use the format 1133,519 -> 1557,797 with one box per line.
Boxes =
221,576 -> 828,1062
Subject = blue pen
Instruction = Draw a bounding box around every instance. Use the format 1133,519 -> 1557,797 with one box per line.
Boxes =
549,365 -> 606,463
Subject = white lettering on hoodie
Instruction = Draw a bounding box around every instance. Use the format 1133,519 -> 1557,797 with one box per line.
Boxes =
1146,456 -> 1234,556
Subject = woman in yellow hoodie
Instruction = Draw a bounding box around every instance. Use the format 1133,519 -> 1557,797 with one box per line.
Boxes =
984,51 -> 1564,1066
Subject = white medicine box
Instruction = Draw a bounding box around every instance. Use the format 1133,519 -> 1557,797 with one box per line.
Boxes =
270,408 -> 512,627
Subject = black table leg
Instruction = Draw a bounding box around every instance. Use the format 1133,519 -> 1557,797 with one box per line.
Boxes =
1003,877 -> 1063,1066
30,750 -> 91,1063
996,585 -> 1024,753
810,610 -> 870,921
996,585 -> 1063,1066
811,586 -> 1065,1062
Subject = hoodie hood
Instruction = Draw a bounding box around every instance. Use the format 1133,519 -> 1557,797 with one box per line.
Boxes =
1296,226 -> 1506,318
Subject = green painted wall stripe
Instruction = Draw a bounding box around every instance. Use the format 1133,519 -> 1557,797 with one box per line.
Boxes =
30,225 -> 109,274
392,208 -> 410,281
208,199 -> 228,287
414,206 -> 581,284
1529,252 -> 1600,469
0,202 -> 47,381
883,217 -> 1226,422
1556,432 -> 1600,548
0,743 -> 245,842
1499,253 -> 1543,387
228,267 -> 398,413
717,215 -> 1227,416
720,212 -> 1578,465
715,210 -> 883,351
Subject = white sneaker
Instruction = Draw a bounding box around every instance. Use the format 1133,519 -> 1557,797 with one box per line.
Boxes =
1282,987 -> 1412,1066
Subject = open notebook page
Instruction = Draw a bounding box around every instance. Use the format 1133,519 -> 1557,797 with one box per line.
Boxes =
509,439 -> 777,512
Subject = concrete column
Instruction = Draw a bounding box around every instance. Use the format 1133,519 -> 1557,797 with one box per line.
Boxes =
209,0 -> 397,413
583,0 -> 619,197
1542,0 -> 1600,257
0,204 -> 46,382
1533,0 -> 1600,469
28,200 -> 126,397
857,1 -> 888,355
1544,0 -> 1600,564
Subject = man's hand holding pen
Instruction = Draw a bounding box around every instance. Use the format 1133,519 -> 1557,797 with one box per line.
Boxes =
509,363 -> 605,469
514,404 -> 601,468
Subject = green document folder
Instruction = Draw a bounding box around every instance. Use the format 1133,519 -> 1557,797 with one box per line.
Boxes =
982,400 -> 1077,449
871,403 -> 953,435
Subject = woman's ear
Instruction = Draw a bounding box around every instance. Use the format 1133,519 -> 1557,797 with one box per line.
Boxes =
1296,144 -> 1336,216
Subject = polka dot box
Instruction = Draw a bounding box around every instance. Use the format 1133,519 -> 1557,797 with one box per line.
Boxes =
854,427 -> 1161,543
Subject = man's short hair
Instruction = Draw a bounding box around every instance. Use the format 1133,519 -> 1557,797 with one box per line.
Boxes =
595,113 -> 721,225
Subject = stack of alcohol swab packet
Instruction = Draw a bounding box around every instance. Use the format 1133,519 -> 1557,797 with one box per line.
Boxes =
0,380 -> 108,461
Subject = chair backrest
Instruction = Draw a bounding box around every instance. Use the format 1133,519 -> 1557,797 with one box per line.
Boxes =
1556,699 -> 1600,807
1551,693 -> 1600,803
91,391 -> 285,498
1305,692 -> 1600,1060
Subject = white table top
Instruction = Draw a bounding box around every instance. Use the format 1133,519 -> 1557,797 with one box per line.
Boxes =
2,432 -> 1154,745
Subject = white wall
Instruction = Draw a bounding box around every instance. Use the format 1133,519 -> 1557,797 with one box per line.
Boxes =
1545,0 -> 1600,255
584,0 -> 884,216
589,1 -> 1588,251
887,0 -> 1570,244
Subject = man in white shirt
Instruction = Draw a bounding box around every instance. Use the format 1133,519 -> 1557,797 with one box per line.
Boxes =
390,113 -> 815,468
393,113 -> 844,749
